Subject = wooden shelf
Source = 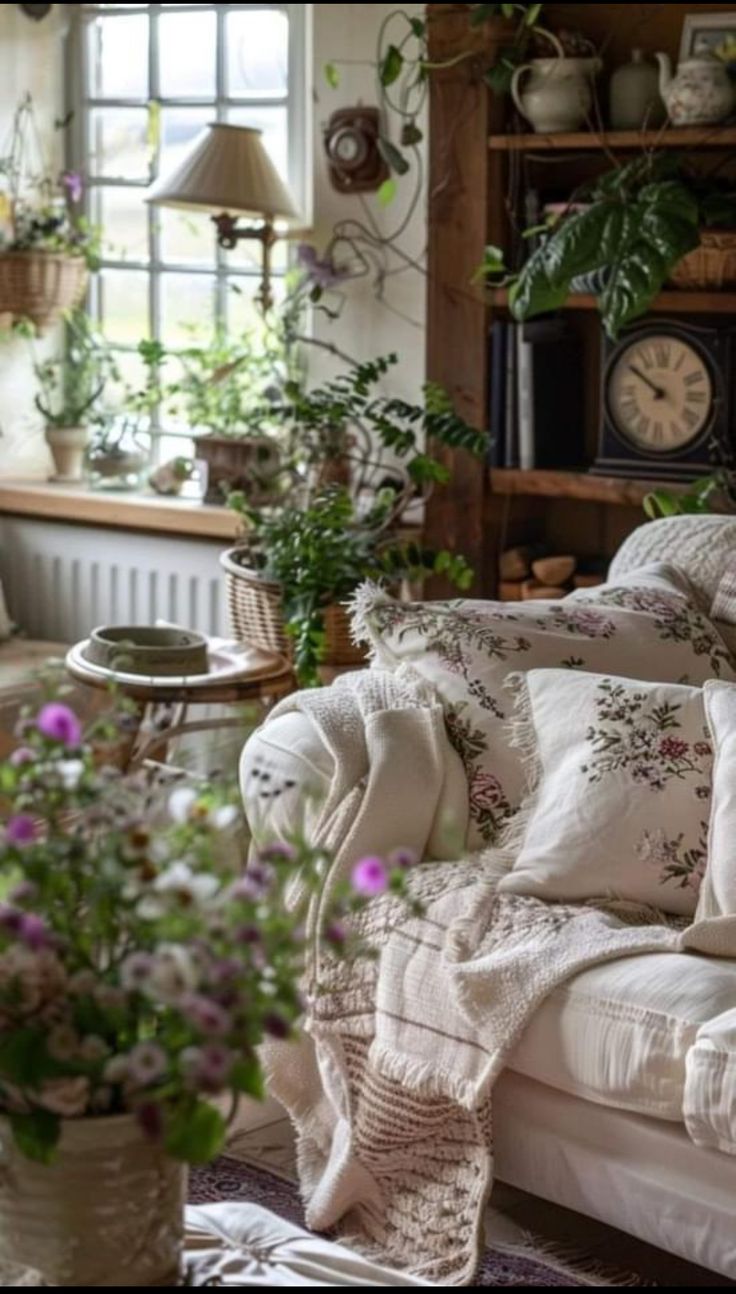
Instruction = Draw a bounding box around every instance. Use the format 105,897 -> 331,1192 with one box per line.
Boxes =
490,468 -> 687,507
490,288 -> 736,315
488,126 -> 736,152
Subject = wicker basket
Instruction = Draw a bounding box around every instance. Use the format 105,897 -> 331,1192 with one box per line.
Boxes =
0,250 -> 88,331
669,230 -> 736,290
220,547 -> 366,668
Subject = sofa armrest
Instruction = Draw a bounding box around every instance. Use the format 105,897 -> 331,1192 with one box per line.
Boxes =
240,712 -> 335,846
684,1007 -> 736,1156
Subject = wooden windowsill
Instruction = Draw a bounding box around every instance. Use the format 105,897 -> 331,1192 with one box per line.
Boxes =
0,480 -> 241,542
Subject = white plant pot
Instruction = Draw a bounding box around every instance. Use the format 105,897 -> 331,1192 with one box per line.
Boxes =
0,1114 -> 187,1287
44,425 -> 88,484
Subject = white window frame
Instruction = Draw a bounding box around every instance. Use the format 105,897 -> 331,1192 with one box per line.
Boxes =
66,3 -> 312,453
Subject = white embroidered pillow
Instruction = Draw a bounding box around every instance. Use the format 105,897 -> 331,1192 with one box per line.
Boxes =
695,680 -> 736,922
566,561 -> 702,613
353,584 -> 733,850
498,669 -> 712,917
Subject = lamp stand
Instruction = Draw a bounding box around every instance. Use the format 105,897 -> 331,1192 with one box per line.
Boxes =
212,213 -> 278,314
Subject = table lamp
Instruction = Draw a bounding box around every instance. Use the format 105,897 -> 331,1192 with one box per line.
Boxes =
146,123 -> 300,313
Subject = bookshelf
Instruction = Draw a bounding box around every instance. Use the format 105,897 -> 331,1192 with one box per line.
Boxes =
424,2 -> 736,598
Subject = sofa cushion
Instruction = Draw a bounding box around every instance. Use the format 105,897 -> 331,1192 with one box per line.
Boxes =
352,585 -> 733,851
684,1008 -> 736,1154
609,515 -> 736,612
508,951 -> 736,1124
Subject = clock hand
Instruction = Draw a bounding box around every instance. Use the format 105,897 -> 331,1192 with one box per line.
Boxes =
628,364 -> 665,400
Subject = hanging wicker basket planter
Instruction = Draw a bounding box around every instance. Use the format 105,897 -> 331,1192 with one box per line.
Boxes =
669,230 -> 736,291
220,547 -> 365,669
0,250 -> 88,332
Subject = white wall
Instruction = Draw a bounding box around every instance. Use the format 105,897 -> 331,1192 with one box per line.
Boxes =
0,4 -> 428,477
0,5 -> 65,479
310,3 -> 427,402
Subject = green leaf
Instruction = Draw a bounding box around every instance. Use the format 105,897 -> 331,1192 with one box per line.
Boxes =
165,1100 -> 226,1165
377,177 -> 398,207
643,490 -> 682,520
0,1029 -> 56,1087
380,44 -> 404,87
377,136 -> 410,177
410,17 -> 426,38
471,4 -> 501,27
10,1110 -> 60,1165
485,59 -> 516,95
400,120 -> 424,147
324,62 -> 340,90
473,244 -> 507,283
525,2 -> 543,23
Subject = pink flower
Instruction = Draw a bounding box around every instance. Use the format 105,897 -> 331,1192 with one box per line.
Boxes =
351,856 -> 389,897
18,914 -> 52,951
181,1044 -> 233,1091
127,1042 -> 168,1087
181,993 -> 231,1037
36,703 -> 82,747
659,737 -> 689,761
324,920 -> 347,948
694,742 -> 712,757
9,747 -> 33,767
37,1076 -> 90,1117
230,863 -> 274,901
120,952 -> 154,991
258,842 -> 296,864
5,814 -> 37,847
469,771 -> 504,814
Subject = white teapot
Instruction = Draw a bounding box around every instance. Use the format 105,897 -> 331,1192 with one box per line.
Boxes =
512,54 -> 601,134
656,52 -> 735,126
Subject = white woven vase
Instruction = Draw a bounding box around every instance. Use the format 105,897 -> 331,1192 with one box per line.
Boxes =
0,1115 -> 187,1287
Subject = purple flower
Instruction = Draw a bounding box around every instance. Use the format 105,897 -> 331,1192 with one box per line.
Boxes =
127,1042 -> 168,1087
263,1011 -> 290,1040
36,703 -> 82,748
235,924 -> 262,946
120,952 -> 154,990
351,855 -> 389,897
0,906 -> 23,936
181,993 -> 231,1037
387,847 -> 418,871
257,842 -> 296,865
136,1101 -> 164,1142
181,1044 -> 233,1091
296,243 -> 349,290
230,863 -> 274,902
5,814 -> 37,847
9,747 -> 33,768
18,914 -> 52,951
324,920 -> 347,948
61,170 -> 84,204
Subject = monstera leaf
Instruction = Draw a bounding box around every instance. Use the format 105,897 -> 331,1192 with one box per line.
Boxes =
511,178 -> 700,339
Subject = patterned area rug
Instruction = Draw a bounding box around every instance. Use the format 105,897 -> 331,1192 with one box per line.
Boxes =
189,1157 -> 649,1287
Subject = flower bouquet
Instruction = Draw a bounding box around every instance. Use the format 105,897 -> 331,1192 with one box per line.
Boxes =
0,678 -> 415,1285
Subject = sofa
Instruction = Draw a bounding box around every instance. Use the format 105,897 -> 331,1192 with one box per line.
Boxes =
241,515 -> 736,1283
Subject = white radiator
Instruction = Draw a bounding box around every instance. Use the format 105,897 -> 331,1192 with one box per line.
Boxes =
0,517 -> 228,643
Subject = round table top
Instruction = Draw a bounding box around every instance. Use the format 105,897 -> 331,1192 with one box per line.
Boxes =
66,638 -> 295,704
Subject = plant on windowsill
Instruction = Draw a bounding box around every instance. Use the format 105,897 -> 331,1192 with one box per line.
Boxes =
220,355 -> 486,686
0,674 -> 419,1285
136,324 -> 290,506
0,97 -> 100,333
33,308 -> 117,485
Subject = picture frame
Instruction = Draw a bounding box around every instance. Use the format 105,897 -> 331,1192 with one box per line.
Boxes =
680,13 -> 736,74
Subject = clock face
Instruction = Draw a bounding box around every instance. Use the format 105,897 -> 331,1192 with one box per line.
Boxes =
606,333 -> 715,455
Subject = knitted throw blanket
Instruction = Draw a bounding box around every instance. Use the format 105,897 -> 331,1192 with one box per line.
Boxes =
265,857 -> 683,1284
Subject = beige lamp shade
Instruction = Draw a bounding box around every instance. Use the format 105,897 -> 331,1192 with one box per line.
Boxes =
146,123 -> 299,222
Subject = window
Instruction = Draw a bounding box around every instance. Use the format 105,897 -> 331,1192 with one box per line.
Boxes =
69,3 -> 310,457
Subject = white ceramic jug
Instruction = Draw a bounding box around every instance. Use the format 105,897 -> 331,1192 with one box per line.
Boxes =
512,53 -> 602,134
656,52 -> 735,126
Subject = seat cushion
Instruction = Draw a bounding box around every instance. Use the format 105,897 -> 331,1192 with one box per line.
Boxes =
507,950 -> 736,1122
684,1008 -> 736,1155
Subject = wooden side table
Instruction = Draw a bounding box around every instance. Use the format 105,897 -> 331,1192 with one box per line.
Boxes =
65,639 -> 295,769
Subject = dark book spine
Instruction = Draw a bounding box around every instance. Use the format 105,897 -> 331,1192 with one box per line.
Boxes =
489,320 -> 507,468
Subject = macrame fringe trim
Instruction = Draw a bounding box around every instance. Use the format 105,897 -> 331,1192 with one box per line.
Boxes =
493,1233 -> 655,1288
347,581 -> 393,654
493,671 -> 542,867
369,1040 -> 479,1112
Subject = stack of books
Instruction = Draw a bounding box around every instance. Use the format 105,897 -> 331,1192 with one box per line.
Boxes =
488,318 -> 585,471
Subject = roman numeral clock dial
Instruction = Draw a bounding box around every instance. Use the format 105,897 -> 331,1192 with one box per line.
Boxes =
606,334 -> 714,455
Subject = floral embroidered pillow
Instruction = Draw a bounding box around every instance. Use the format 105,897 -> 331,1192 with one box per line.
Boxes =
498,669 -> 712,917
352,585 -> 733,851
566,562 -> 704,614
695,680 -> 736,923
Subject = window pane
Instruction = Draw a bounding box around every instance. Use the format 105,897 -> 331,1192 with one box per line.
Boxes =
158,10 -> 216,99
159,107 -> 211,187
224,275 -> 286,334
160,209 -> 216,267
160,272 -> 216,347
226,106 -> 287,180
97,187 -> 149,263
226,9 -> 288,99
87,14 -> 149,100
90,108 -> 151,181
98,269 -> 150,345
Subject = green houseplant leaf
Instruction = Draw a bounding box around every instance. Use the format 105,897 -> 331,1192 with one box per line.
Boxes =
380,44 -> 404,87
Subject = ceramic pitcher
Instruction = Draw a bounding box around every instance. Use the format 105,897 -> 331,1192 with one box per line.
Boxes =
656,52 -> 735,126
512,54 -> 602,133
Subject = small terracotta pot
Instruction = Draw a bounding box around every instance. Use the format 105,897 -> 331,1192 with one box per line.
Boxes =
45,425 -> 87,483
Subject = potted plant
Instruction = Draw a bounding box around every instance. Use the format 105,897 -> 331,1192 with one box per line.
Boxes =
142,326 -> 288,506
0,98 -> 100,333
221,354 -> 486,685
33,308 -> 116,484
0,677 -> 414,1285
480,154 -> 736,339
86,416 -> 152,493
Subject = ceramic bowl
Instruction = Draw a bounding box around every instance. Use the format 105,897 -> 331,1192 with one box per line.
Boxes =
85,626 -> 209,677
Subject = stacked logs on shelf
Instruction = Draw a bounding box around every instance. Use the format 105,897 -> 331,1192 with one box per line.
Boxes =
499,546 -> 606,602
